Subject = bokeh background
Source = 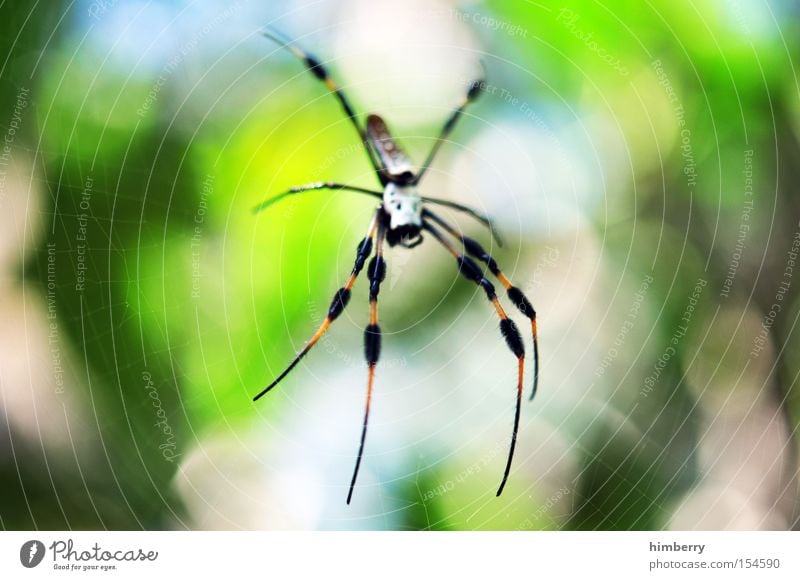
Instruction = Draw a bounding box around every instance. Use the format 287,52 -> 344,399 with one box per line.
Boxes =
1,0 -> 799,530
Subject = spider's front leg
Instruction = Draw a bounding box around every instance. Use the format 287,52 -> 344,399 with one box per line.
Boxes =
252,209 -> 380,401
261,28 -> 384,177
348,214 -> 389,504
414,75 -> 484,184
423,219 -> 525,497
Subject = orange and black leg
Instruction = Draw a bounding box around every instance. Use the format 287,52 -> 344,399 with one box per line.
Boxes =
261,29 -> 384,178
423,219 -> 525,497
424,209 -> 539,401
347,215 -> 388,504
252,182 -> 383,214
253,210 -> 380,401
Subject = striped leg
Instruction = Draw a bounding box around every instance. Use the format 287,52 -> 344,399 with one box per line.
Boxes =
347,216 -> 388,504
253,210 -> 380,401
425,209 -> 539,401
261,29 -> 384,177
422,220 -> 525,497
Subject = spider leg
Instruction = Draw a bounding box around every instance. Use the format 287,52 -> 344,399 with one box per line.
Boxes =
252,182 -> 383,214
424,209 -> 539,401
421,196 -> 504,247
261,28 -> 385,179
348,214 -> 388,504
414,73 -> 484,184
423,219 -> 525,497
253,209 -> 381,401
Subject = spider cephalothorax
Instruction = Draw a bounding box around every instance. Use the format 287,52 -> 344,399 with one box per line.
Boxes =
382,183 -> 422,247
252,29 -> 540,504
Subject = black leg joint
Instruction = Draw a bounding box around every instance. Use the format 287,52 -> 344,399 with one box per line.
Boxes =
463,236 -> 500,276
457,255 -> 496,299
369,282 -> 380,301
467,79 -> 484,101
507,286 -> 535,319
368,256 -> 387,300
364,324 -> 381,365
304,55 -> 328,80
500,318 -> 525,358
479,278 -> 496,300
457,255 -> 484,284
367,256 -> 387,284
353,237 -> 373,275
328,288 -> 351,320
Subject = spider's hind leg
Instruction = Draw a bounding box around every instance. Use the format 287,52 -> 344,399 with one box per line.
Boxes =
422,219 -> 525,497
424,209 -> 539,401
252,210 -> 380,401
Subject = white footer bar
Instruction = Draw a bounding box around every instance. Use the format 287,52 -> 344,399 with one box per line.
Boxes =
1,531 -> 798,579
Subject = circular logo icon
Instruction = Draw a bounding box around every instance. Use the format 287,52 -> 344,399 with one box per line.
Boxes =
20,540 -> 45,568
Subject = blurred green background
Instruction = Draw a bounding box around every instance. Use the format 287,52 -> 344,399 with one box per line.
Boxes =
1,0 -> 799,530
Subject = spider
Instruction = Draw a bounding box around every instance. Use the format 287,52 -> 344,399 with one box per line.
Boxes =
252,29 -> 539,504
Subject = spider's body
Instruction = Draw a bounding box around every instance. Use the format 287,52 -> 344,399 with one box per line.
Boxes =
366,114 -> 424,246
252,29 -> 540,505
